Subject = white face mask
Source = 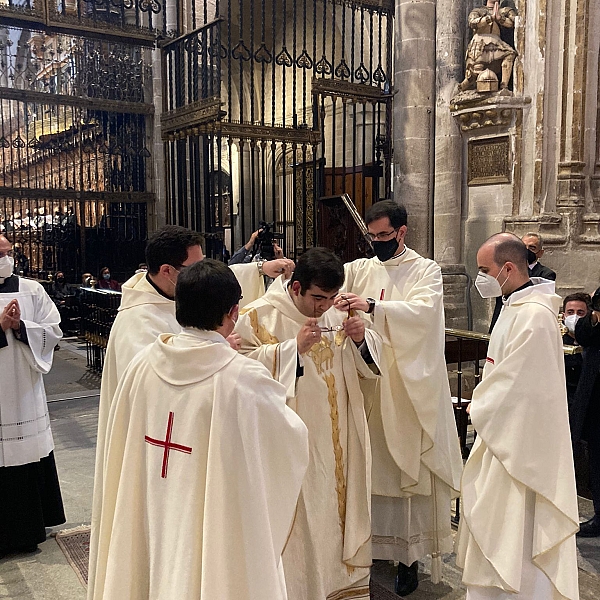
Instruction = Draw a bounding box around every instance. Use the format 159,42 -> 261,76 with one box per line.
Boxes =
564,314 -> 581,335
0,255 -> 14,280
475,265 -> 509,299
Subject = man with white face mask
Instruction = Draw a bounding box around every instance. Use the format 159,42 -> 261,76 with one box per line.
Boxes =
0,234 -> 65,557
456,233 -> 579,600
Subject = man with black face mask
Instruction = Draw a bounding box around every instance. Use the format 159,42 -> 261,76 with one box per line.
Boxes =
334,201 -> 463,596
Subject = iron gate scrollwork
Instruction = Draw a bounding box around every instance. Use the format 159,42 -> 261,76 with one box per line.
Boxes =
161,0 -> 394,260
0,0 -> 165,282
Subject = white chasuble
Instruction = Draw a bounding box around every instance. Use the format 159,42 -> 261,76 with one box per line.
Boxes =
230,261 -> 270,308
456,282 -> 579,600
343,250 -> 463,571
235,276 -> 379,600
91,329 -> 308,600
0,277 -> 62,467
89,267 -> 273,598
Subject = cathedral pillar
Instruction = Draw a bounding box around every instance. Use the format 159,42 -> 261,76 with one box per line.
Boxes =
433,0 -> 466,267
392,0 -> 436,258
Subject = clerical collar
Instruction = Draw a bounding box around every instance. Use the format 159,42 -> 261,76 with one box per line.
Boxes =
528,261 -> 538,269
146,272 -> 174,301
502,279 -> 533,302
392,246 -> 407,260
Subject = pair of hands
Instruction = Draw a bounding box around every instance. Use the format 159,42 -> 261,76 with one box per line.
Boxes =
296,314 -> 366,355
1,299 -> 21,332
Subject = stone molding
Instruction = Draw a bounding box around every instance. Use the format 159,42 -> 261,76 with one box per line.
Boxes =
450,92 -> 531,132
503,213 -> 567,245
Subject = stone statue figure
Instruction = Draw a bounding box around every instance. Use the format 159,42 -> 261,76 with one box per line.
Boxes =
459,0 -> 518,92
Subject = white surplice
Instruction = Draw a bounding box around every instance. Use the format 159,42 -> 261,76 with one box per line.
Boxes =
343,249 -> 463,572
455,281 -> 579,600
90,328 -> 308,600
235,277 -> 380,600
89,264 -> 272,598
0,277 -> 62,467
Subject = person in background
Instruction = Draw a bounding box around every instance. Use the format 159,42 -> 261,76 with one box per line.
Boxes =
135,263 -> 148,274
562,293 -> 591,405
572,286 -> 600,537
97,267 -> 121,292
12,243 -> 29,277
49,271 -> 76,337
521,232 -> 556,280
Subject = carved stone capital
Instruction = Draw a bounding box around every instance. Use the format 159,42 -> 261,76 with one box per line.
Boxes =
450,93 -> 531,132
557,161 -> 586,207
578,213 -> 600,245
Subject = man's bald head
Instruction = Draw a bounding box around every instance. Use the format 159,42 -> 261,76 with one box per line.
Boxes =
477,233 -> 531,295
483,233 -> 529,275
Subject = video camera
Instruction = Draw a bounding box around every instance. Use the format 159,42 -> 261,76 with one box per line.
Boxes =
254,221 -> 284,260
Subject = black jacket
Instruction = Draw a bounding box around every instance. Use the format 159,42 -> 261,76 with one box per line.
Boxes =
570,308 -> 600,444
529,262 -> 556,281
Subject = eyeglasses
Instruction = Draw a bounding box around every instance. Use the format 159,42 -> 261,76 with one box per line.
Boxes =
365,228 -> 399,242
0,250 -> 14,258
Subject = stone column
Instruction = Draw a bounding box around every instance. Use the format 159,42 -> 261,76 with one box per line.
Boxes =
556,0 -> 590,208
393,0 -> 436,258
433,0 -> 466,266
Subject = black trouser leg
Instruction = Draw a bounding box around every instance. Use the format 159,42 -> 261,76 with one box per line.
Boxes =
587,433 -> 600,516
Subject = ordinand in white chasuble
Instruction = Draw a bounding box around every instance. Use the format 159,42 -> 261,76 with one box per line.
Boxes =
89,264 -> 272,599
343,249 -> 464,576
456,281 -> 579,600
90,329 -> 309,600
235,276 -> 381,600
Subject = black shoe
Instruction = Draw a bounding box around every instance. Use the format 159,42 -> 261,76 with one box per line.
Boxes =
395,561 -> 418,596
578,516 -> 600,537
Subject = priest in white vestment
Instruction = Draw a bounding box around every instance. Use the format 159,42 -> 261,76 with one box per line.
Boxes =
0,235 -> 65,555
89,224 -> 293,596
456,233 -> 579,600
91,259 -> 309,600
235,247 -> 380,600
336,201 -> 463,595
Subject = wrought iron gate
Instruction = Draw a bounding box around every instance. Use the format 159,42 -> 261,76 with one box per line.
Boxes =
0,0 -> 167,281
161,0 -> 394,259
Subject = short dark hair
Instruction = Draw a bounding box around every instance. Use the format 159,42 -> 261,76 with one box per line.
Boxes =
145,226 -> 204,275
563,292 -> 592,312
290,247 -> 344,293
488,233 -> 529,274
365,200 -> 407,229
175,259 -> 242,330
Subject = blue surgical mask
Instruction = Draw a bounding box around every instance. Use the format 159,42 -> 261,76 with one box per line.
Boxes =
103,273 -> 111,280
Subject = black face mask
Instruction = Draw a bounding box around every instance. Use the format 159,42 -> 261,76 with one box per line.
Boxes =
372,238 -> 399,262
56,277 -> 65,283
527,249 -> 537,264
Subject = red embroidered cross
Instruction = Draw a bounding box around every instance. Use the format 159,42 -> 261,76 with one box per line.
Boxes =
145,412 -> 192,479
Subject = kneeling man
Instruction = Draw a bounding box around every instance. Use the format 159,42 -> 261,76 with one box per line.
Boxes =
236,247 -> 381,600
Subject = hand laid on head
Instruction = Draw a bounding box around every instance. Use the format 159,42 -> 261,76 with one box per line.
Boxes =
333,292 -> 369,313
263,258 -> 295,280
297,318 -> 321,355
343,315 -> 365,345
1,299 -> 21,331
226,332 -> 242,351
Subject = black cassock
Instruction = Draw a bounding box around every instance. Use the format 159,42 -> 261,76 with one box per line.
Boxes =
0,275 -> 65,555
